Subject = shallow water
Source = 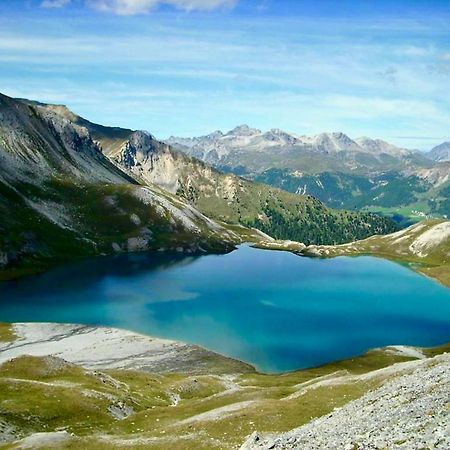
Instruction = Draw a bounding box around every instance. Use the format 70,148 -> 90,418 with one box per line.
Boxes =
1,246 -> 449,372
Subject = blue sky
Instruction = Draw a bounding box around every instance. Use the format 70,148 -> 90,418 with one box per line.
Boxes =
1,0 -> 450,149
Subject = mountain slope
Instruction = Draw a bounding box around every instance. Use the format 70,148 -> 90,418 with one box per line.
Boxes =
168,126 -> 449,223
254,169 -> 439,225
31,105 -> 399,245
242,351 -> 449,450
0,94 -> 240,279
428,141 -> 450,162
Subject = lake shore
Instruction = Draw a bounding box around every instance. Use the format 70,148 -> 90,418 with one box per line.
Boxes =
255,219 -> 450,287
0,322 -> 254,375
0,322 -> 449,449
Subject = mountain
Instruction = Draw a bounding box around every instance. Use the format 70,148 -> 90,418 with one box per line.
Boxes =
0,94 -> 241,279
354,136 -> 411,156
0,95 -> 400,279
428,142 -> 450,162
167,126 -> 449,224
166,126 -> 430,176
27,104 -> 398,246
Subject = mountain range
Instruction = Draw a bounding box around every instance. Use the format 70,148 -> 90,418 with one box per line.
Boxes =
0,94 -> 397,278
167,125 -> 449,169
167,126 -> 450,224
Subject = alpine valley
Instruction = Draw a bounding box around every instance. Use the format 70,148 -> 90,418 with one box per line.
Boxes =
0,93 -> 397,279
0,92 -> 449,450
2,1 -> 450,448
167,126 -> 450,226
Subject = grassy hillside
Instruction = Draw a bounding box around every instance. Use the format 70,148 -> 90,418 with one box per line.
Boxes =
0,323 -> 448,450
256,169 -> 427,209
256,169 -> 449,226
430,181 -> 450,217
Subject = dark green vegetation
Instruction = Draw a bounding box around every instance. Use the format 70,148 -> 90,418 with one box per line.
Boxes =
256,169 -> 450,227
0,322 -> 446,450
256,169 -> 427,209
429,182 -> 450,218
172,170 -> 398,245
242,196 -> 397,244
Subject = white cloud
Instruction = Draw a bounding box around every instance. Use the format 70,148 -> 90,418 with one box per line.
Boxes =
41,0 -> 71,8
86,0 -> 237,15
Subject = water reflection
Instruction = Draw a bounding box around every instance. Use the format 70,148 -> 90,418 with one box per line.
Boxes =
0,252 -> 200,303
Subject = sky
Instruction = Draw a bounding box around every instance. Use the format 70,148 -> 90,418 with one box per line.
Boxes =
1,0 -> 450,149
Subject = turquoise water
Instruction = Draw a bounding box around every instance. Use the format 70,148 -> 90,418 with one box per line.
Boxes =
1,246 -> 450,372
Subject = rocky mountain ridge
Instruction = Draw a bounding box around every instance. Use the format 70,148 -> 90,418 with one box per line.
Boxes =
166,125 -> 430,175
168,124 -> 448,163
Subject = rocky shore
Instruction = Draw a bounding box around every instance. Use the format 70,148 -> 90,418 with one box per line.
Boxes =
0,322 -> 253,374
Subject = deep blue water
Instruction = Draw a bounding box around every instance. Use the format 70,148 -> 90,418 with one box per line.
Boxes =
1,246 -> 450,372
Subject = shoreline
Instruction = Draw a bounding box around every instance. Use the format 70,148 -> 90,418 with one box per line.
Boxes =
2,219 -> 448,288
1,322 -> 449,450
0,322 -> 255,375
254,219 -> 450,288
256,242 -> 450,287
1,322 -> 449,376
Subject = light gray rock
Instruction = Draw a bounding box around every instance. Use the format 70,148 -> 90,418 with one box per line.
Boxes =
108,402 -> 134,420
0,323 -> 254,374
241,353 -> 450,450
428,142 -> 450,162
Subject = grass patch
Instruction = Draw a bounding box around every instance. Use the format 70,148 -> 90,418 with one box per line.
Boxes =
0,323 -> 16,343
